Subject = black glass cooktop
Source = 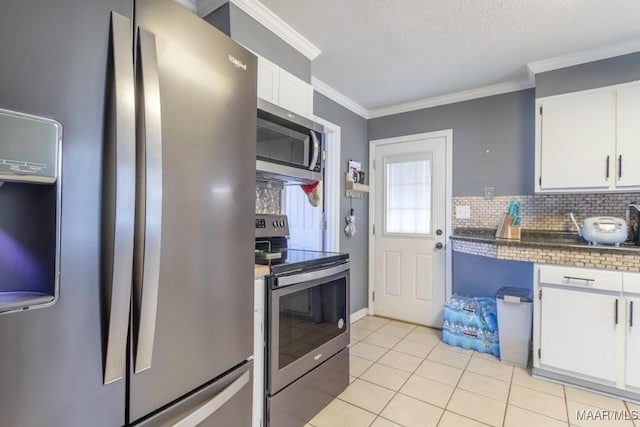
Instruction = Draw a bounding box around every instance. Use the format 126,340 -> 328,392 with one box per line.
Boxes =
258,249 -> 349,274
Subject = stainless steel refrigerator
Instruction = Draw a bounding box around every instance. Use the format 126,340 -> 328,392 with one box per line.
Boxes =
0,0 -> 256,425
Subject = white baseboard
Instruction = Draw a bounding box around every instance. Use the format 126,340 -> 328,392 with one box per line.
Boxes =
350,307 -> 369,323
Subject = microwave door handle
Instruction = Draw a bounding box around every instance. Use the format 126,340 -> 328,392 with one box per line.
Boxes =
309,130 -> 319,171
133,27 -> 163,374
103,12 -> 136,385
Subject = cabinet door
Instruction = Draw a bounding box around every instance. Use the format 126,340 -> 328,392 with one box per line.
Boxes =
257,56 -> 279,105
538,90 -> 615,191
627,297 -> 640,390
616,84 -> 640,188
278,68 -> 313,119
539,286 -> 619,383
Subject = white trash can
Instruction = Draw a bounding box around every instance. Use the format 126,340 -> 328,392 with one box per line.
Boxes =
495,287 -> 533,367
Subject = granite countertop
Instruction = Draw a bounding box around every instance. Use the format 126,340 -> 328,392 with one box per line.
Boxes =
254,264 -> 270,279
451,228 -> 640,253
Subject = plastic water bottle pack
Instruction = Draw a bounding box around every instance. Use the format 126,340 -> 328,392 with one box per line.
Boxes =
442,295 -> 500,357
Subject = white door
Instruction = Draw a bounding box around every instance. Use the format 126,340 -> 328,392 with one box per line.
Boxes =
372,136 -> 446,327
539,286 -> 619,384
284,184 -> 323,250
626,296 -> 640,389
539,90 -> 615,190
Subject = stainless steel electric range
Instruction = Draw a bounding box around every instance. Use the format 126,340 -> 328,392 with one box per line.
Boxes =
255,214 -> 350,427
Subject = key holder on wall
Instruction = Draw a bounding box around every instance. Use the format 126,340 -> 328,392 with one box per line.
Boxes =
345,159 -> 369,198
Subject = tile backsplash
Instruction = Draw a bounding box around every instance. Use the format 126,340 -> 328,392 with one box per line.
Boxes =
256,185 -> 281,214
453,193 -> 640,231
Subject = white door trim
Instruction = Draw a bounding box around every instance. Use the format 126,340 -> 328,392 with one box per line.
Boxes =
313,115 -> 341,252
367,129 -> 453,316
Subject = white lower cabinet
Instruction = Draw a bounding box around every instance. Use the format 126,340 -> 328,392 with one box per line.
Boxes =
534,264 -> 640,399
539,286 -> 619,383
626,296 -> 640,390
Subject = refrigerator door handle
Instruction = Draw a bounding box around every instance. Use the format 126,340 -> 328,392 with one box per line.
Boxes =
103,12 -> 136,385
173,371 -> 250,427
133,27 -> 163,374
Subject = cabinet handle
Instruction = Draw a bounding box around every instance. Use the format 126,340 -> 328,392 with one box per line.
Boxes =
615,299 -> 619,325
618,155 -> 622,179
606,155 -> 610,179
631,301 -> 634,328
562,276 -> 594,284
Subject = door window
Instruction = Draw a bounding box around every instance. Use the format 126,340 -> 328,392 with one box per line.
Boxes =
384,153 -> 432,235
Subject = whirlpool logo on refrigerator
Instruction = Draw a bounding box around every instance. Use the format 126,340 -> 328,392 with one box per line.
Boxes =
228,54 -> 247,71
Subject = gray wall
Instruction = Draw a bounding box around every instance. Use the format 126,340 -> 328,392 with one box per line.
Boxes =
314,92 -> 369,313
368,89 -> 536,197
204,3 -> 311,82
536,52 -> 640,98
453,253 -> 533,297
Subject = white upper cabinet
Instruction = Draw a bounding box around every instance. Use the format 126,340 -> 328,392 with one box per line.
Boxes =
616,84 -> 640,188
277,68 -> 313,120
256,55 -> 313,119
535,81 -> 640,193
257,55 -> 280,105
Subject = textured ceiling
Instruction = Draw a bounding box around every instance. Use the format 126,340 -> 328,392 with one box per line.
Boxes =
258,0 -> 640,110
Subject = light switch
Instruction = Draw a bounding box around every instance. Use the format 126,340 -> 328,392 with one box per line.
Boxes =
456,205 -> 471,219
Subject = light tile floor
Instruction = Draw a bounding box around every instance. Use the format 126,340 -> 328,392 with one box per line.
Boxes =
306,316 -> 640,427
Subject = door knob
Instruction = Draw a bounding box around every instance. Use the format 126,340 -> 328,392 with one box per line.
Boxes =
435,242 -> 444,250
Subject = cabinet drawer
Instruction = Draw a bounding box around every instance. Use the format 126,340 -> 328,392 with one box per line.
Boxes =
623,272 -> 640,294
538,264 -> 622,292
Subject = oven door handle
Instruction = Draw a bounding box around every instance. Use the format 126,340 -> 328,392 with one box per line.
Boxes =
276,262 -> 349,288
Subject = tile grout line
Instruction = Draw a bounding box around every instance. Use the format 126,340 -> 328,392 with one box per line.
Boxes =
435,348 -> 476,426
351,317 -> 428,424
500,365 -> 514,427
563,385 -> 570,426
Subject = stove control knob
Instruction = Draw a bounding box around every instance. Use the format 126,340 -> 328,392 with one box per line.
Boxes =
280,219 -> 286,227
272,220 -> 279,228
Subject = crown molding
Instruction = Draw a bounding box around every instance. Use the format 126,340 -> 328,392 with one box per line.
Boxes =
367,78 -> 534,119
198,0 -> 322,60
527,38 -> 640,80
311,77 -> 370,119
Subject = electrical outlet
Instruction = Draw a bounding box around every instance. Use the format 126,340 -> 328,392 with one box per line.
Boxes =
455,205 -> 471,219
484,187 -> 495,200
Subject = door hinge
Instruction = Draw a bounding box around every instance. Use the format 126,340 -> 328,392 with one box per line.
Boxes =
539,105 -> 543,115
321,220 -> 327,230
373,224 -> 375,235
373,159 -> 376,170
372,292 -> 375,302
538,177 -> 542,186
538,348 -> 541,359
538,289 -> 542,300
322,149 -> 327,161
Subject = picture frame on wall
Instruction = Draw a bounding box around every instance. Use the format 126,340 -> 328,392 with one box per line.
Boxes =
348,160 -> 361,183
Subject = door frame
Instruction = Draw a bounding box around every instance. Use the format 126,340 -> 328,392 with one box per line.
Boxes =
314,115 -> 341,253
367,130 -> 453,317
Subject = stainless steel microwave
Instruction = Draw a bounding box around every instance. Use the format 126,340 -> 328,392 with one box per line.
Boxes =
256,99 -> 323,185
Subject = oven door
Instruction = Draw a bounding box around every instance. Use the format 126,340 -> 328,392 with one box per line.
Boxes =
268,262 -> 350,395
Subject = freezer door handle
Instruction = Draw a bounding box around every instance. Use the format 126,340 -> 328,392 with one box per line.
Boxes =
173,371 -> 250,427
133,27 -> 163,374
103,12 -> 136,385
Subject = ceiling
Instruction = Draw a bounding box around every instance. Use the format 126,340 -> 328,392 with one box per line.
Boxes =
257,0 -> 640,111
